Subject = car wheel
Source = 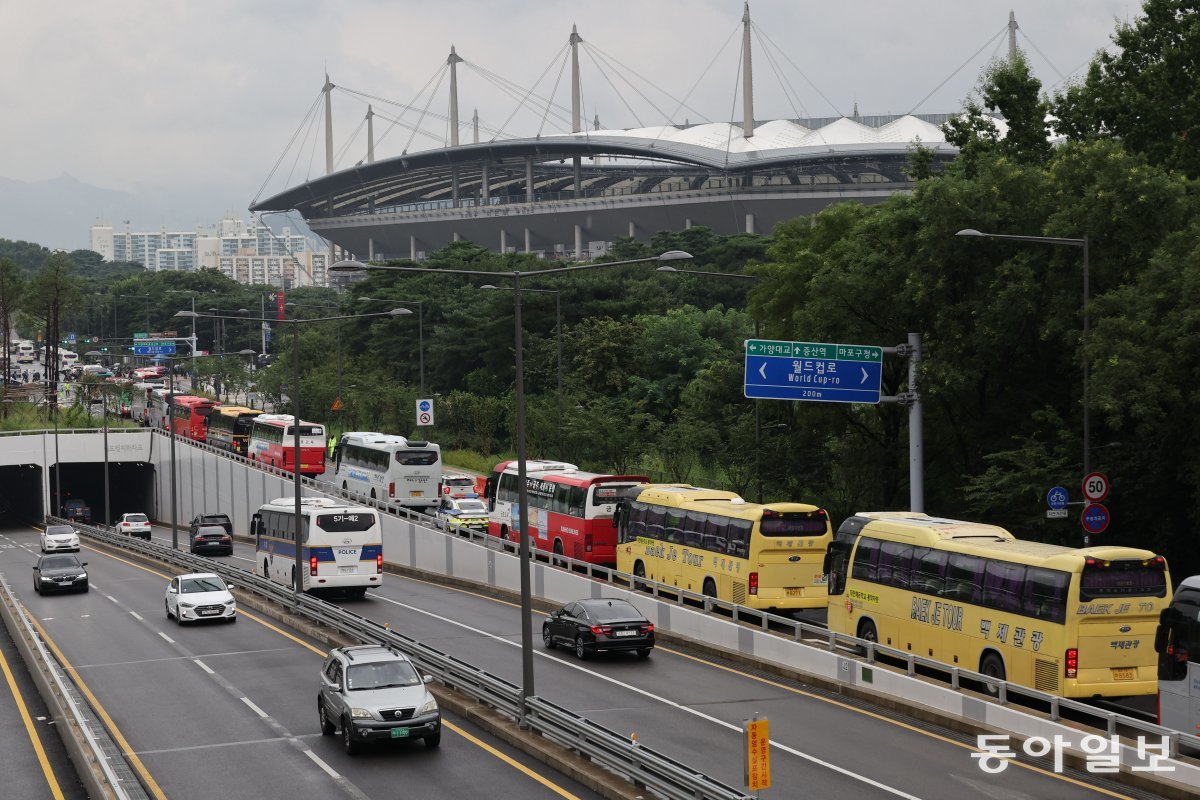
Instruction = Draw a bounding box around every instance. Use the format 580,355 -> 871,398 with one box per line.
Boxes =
165,599 -> 173,620
637,647 -> 652,659
574,635 -> 591,660
318,700 -> 335,736
543,625 -> 555,649
424,729 -> 441,748
342,717 -> 359,755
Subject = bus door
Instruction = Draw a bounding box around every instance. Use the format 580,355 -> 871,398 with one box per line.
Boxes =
483,473 -> 497,511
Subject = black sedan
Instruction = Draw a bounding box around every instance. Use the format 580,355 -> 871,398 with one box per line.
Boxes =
543,598 -> 655,660
189,525 -> 233,556
33,554 -> 89,594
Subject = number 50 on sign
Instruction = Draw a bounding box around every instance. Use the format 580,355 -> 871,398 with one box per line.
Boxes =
743,717 -> 771,790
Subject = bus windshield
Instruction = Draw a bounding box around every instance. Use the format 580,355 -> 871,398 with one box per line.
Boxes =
395,450 -> 438,465
760,512 -> 829,536
1080,559 -> 1168,600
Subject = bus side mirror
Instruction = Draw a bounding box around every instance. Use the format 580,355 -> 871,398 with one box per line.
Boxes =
1154,623 -> 1169,654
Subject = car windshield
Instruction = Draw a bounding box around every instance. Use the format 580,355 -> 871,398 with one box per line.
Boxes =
202,515 -> 229,523
585,600 -> 641,622
445,477 -> 473,487
46,526 -> 74,536
457,500 -> 487,513
41,556 -> 80,569
126,514 -> 148,523
197,526 -> 226,535
346,660 -> 420,691
181,576 -> 227,593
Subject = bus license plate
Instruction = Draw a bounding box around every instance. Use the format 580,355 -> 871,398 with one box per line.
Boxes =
786,588 -> 805,597
1112,667 -> 1136,681
339,566 -> 356,574
390,727 -> 410,738
410,491 -> 423,497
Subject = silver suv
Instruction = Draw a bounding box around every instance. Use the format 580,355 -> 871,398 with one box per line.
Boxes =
318,645 -> 441,754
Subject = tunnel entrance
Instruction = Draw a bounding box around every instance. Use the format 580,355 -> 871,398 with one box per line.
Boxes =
0,465 -> 44,524
48,463 -> 157,525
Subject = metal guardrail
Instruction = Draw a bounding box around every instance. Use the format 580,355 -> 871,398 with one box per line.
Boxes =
59,515 -> 752,800
0,571 -> 151,800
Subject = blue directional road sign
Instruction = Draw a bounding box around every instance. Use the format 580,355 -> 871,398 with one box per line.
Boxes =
1046,486 -> 1068,510
744,339 -> 883,404
133,341 -> 176,356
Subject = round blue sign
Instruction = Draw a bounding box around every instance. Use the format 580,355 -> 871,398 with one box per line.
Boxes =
1081,502 -> 1110,535
1046,486 -> 1068,510
419,400 -> 431,412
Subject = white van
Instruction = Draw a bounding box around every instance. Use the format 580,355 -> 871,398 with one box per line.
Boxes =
15,342 -> 35,364
59,350 -> 80,369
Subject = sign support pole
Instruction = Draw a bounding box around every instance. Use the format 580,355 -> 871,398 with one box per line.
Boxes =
880,332 -> 924,513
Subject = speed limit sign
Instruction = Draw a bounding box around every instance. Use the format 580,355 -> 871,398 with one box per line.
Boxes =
1082,472 -> 1109,502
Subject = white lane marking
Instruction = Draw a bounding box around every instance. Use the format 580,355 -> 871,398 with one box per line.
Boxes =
158,632 -> 175,644
130,611 -> 143,621
194,659 -> 215,675
240,697 -> 269,718
372,594 -> 924,800
304,750 -> 342,779
106,594 -> 119,603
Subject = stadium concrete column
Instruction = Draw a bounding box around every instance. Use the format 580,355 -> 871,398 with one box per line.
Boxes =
524,228 -> 531,254
746,214 -> 755,234
324,73 -> 334,172
525,157 -> 534,202
500,229 -> 508,253
628,221 -> 636,238
482,162 -> 490,200
368,238 -> 374,261
473,109 -> 479,143
742,2 -> 754,137
575,225 -> 583,261
410,236 -> 417,261
685,218 -> 692,229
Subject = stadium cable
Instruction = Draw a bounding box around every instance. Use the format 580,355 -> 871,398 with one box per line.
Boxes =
490,42 -> 570,143
906,24 -> 1007,116
585,40 -> 711,126
253,88 -> 323,204
463,62 -> 573,131
723,34 -> 744,168
752,27 -> 808,121
753,24 -> 845,119
1018,30 -> 1068,85
581,46 -> 645,128
334,116 -> 367,171
537,48 -> 571,138
338,85 -> 502,143
649,22 -> 739,148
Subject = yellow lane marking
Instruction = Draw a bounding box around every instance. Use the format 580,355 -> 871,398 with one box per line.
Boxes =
74,536 -> 584,797
0,640 -> 65,799
26,616 -> 168,800
441,719 -> 581,800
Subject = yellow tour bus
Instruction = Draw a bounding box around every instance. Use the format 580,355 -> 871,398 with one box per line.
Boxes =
616,484 -> 832,610
824,512 -> 1172,698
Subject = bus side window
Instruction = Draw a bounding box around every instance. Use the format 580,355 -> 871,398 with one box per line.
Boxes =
982,560 -> 1026,614
568,486 -> 585,517
250,514 -> 262,538
851,538 -> 881,582
825,531 -> 857,596
1024,567 -> 1069,623
664,509 -> 685,545
704,515 -> 729,553
911,548 -> 947,596
877,541 -> 912,589
726,518 -> 751,559
644,505 -> 665,540
683,511 -> 706,549
945,554 -> 983,604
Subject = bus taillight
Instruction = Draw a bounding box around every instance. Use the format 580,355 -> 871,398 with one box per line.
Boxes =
584,533 -> 593,552
1066,647 -> 1078,679
309,555 -> 318,576
376,554 -> 383,573
389,482 -> 395,498
749,572 -> 759,595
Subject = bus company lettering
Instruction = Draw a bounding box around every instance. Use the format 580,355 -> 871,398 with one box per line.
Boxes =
848,589 -> 879,605
1076,602 -> 1133,615
911,597 -> 964,631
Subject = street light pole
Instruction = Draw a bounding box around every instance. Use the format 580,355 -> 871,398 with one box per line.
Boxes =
330,250 -> 693,718
85,351 -> 111,524
955,229 -> 1091,478
168,361 -> 179,550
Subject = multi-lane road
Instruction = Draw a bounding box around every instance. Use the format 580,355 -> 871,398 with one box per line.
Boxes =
1,518 -> 1172,800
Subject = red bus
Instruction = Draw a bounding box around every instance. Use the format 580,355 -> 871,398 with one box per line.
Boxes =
169,396 -> 218,441
248,414 -> 326,477
483,460 -> 648,565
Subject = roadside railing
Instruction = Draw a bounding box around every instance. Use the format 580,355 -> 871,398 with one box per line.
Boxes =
58,515 -> 752,800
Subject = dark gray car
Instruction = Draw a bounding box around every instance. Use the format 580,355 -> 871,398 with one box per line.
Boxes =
189,525 -> 233,556
33,554 -> 89,594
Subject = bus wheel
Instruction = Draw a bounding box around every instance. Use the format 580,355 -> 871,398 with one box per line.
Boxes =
857,619 -> 879,656
702,578 -> 717,598
633,560 -> 647,590
262,559 -> 270,578
980,652 -> 1006,696
552,539 -> 565,566
370,489 -> 376,500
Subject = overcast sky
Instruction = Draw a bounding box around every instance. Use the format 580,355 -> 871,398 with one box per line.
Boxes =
2,0 -> 1134,236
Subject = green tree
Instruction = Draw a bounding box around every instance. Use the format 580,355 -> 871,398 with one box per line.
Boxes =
23,253 -> 81,393
942,52 -> 1050,170
0,258 -> 25,400
1051,0 -> 1200,178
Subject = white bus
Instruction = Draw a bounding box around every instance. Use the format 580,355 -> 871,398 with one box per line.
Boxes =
58,350 -> 79,370
250,497 -> 382,598
15,341 -> 35,364
1155,574 -> 1200,734
333,431 -> 442,510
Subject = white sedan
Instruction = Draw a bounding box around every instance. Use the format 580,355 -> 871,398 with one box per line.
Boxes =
117,513 -> 152,540
165,573 -> 237,624
40,524 -> 80,553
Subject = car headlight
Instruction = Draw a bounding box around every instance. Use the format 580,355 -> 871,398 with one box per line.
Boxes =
225,599 -> 237,608
418,698 -> 438,715
350,707 -> 373,719
179,601 -> 195,608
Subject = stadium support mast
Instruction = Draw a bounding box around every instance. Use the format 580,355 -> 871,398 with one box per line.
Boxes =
742,2 -> 754,138
448,45 -> 464,146
570,25 -> 582,133
1008,10 -> 1018,60
367,105 -> 375,164
324,73 -> 335,174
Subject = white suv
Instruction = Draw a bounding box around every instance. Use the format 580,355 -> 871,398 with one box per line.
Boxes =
318,645 -> 441,754
440,473 -> 477,499
118,513 -> 151,540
